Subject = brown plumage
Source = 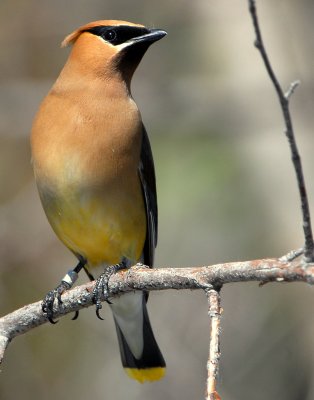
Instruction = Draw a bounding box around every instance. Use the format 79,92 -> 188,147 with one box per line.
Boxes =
31,20 -> 166,382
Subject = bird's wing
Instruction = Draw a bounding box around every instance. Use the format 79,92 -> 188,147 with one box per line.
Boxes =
138,124 -> 158,267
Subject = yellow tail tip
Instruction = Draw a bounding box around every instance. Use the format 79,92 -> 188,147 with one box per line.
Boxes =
125,367 -> 166,383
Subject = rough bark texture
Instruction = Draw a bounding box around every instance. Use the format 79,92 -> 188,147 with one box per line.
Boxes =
1,258 -> 313,364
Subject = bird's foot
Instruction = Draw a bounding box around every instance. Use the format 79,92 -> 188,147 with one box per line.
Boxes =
42,261 -> 84,323
92,261 -> 127,320
42,281 -> 72,324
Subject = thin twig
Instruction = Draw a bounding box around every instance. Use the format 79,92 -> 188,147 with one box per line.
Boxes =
205,288 -> 222,400
1,258 -> 314,365
284,80 -> 300,100
279,247 -> 304,263
248,0 -> 314,262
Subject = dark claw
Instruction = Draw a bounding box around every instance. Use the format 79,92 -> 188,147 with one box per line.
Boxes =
94,296 -> 104,320
42,282 -> 70,324
92,262 -> 126,319
48,316 -> 59,324
42,261 -> 85,323
72,311 -> 79,320
42,290 -> 58,323
93,293 -> 104,320
96,307 -> 104,320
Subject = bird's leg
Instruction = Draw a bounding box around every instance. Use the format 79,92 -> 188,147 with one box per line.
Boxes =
42,259 -> 85,324
92,260 -> 127,320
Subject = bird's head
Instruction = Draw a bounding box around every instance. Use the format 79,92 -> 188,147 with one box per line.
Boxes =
60,20 -> 167,88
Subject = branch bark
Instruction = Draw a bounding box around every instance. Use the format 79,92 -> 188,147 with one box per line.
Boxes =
206,288 -> 222,400
1,257 -> 313,366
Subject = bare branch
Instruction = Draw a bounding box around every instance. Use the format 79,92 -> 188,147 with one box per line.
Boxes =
1,258 -> 314,365
279,247 -> 304,263
206,288 -> 222,400
284,80 -> 301,100
248,0 -> 314,262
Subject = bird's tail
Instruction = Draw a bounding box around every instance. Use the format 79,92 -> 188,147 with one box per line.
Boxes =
111,292 -> 165,383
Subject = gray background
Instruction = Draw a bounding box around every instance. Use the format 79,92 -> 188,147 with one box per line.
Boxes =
1,1 -> 314,399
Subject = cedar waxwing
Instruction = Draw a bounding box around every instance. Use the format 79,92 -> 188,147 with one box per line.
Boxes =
31,20 -> 167,383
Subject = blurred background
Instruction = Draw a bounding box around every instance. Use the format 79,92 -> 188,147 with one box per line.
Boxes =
1,0 -> 314,399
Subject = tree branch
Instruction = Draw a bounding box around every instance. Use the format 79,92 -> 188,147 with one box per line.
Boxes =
1,258 -> 313,365
248,0 -> 314,262
206,287 -> 222,400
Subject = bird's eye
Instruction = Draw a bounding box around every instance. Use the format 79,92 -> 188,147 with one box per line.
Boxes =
104,29 -> 117,42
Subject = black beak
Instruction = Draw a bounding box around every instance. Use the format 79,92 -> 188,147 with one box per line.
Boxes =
126,29 -> 167,46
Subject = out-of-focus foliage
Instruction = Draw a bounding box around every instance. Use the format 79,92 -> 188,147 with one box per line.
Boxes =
0,1 -> 314,399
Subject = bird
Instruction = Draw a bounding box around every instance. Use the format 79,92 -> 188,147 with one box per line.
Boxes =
31,20 -> 167,383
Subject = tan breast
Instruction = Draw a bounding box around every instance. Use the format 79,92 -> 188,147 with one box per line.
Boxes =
31,79 -> 146,265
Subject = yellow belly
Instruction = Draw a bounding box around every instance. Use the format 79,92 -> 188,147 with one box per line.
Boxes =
40,186 -> 146,267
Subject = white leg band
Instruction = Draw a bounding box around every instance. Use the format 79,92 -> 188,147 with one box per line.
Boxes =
61,270 -> 79,287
